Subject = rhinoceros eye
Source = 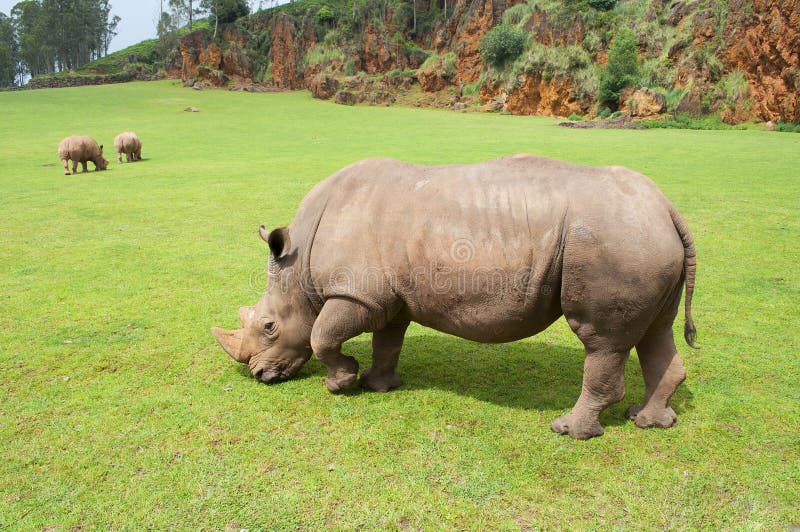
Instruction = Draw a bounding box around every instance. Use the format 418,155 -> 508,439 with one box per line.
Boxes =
264,321 -> 276,333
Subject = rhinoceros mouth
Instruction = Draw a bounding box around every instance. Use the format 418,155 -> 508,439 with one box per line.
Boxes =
253,368 -> 287,384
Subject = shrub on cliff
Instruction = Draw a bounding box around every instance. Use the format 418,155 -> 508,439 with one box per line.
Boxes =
588,0 -> 617,11
598,28 -> 640,107
480,24 -> 527,69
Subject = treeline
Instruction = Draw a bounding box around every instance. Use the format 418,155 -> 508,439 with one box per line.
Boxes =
0,0 -> 120,87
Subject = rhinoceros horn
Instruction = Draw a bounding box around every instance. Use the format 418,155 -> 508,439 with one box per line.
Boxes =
211,326 -> 247,363
212,306 -> 255,363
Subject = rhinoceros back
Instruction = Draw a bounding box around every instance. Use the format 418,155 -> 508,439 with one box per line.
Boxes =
301,155 -> 683,343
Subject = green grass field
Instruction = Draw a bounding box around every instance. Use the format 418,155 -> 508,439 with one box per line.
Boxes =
1,80 -> 798,529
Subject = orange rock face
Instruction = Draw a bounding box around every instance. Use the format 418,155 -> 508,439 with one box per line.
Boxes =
722,0 -> 800,121
180,30 -> 222,80
483,73 -> 590,117
524,8 -> 584,47
454,0 -> 498,83
270,14 -> 316,90
362,25 -> 396,74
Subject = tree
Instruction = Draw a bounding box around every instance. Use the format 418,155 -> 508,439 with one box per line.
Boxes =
10,0 -> 121,78
169,0 -> 202,32
157,10 -> 179,61
200,0 -> 249,38
598,28 -> 640,108
0,12 -> 20,87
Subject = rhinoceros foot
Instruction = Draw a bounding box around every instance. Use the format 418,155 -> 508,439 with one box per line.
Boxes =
626,405 -> 677,428
551,411 -> 605,440
359,367 -> 402,392
324,355 -> 359,393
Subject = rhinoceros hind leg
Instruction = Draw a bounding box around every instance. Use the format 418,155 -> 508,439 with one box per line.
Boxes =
552,346 -> 630,440
311,298 -> 381,393
361,321 -> 409,392
627,329 -> 685,429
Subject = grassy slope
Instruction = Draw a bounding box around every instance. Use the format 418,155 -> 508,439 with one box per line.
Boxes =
0,81 -> 798,528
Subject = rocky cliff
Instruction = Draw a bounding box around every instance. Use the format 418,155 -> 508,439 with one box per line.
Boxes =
174,0 -> 799,122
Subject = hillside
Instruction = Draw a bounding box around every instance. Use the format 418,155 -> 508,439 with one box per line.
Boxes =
38,0 -> 800,123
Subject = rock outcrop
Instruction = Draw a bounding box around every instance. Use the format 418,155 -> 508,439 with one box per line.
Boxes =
164,0 -> 798,123
630,88 -> 666,118
481,72 -> 590,117
271,14 -> 316,89
308,74 -> 340,99
722,0 -> 800,121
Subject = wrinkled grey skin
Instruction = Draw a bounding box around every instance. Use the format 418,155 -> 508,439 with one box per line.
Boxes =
58,135 -> 108,175
213,155 -> 698,439
114,132 -> 142,163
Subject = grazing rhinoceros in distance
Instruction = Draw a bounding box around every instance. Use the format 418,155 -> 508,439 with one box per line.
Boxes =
58,135 -> 109,175
212,154 -> 698,440
114,131 -> 142,163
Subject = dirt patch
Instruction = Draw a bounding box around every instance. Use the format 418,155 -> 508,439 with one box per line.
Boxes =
558,114 -> 646,130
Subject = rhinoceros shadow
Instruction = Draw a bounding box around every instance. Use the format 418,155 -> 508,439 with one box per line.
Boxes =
281,332 -> 695,424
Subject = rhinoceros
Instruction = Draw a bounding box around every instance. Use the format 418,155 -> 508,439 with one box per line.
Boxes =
57,135 -> 109,175
212,155 -> 698,439
113,131 -> 142,163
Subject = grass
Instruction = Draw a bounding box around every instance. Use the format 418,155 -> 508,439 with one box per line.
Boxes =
0,80 -> 798,529
77,39 -> 161,75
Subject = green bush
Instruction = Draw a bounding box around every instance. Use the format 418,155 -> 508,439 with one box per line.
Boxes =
479,24 -> 527,69
597,106 -> 612,118
212,0 -> 250,24
775,121 -> 800,133
638,113 -> 746,130
588,0 -> 617,10
598,28 -> 640,107
567,113 -> 583,121
403,41 -> 429,63
315,6 -> 336,25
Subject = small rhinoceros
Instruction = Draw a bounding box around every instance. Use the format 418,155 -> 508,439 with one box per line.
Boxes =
212,155 -> 698,440
57,135 -> 109,175
114,131 -> 142,163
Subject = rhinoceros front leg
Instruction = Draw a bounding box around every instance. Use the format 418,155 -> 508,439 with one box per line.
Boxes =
311,297 -> 377,393
551,346 -> 630,440
360,321 -> 409,392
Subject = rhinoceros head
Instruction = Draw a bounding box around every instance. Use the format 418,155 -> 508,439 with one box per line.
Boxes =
96,145 -> 109,171
211,225 -> 316,383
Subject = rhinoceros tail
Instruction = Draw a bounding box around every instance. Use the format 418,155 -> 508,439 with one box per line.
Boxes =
670,205 -> 699,349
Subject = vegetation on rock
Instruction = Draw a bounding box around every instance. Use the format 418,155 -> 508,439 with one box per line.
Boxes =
479,23 -> 528,69
4,0 -> 797,124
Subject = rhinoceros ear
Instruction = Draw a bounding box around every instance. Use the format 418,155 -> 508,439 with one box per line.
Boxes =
259,225 -> 291,260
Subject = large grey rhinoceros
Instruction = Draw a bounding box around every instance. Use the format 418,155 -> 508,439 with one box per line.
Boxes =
212,154 -> 698,439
